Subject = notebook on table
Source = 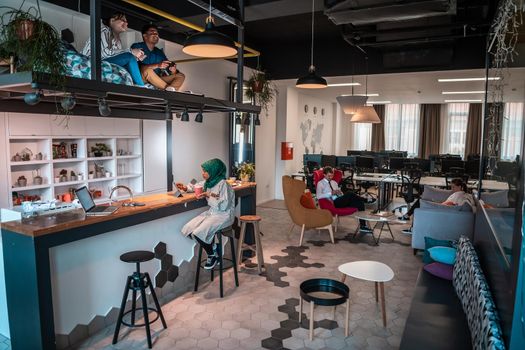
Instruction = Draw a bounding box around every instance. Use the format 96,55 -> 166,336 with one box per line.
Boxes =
75,186 -> 118,216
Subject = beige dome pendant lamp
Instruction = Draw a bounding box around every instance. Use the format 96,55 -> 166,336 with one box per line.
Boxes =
351,57 -> 381,123
336,75 -> 368,116
296,0 -> 327,89
182,0 -> 238,58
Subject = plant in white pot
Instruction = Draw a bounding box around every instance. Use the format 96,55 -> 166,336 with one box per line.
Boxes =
238,162 -> 255,182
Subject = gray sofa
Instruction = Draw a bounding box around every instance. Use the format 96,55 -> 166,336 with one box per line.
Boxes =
411,186 -> 475,250
411,187 -> 510,250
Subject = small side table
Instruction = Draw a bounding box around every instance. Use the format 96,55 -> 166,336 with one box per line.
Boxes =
352,212 -> 395,245
338,261 -> 394,327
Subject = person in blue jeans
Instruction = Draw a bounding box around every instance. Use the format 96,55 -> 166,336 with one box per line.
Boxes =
82,12 -> 146,86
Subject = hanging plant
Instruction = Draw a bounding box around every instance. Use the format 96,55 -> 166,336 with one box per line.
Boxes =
245,69 -> 277,115
0,1 -> 66,88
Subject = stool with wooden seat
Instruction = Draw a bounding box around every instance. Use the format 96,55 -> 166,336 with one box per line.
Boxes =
236,215 -> 265,274
194,226 -> 239,298
113,250 -> 167,349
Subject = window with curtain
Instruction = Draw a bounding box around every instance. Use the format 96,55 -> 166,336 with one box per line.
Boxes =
351,123 -> 372,150
384,104 -> 420,156
440,103 -> 469,157
501,102 -> 524,160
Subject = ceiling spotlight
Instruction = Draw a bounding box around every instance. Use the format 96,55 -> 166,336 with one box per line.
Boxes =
181,109 -> 190,122
442,91 -> 485,95
254,115 -> 261,126
98,98 -> 111,117
195,111 -> 203,123
60,95 -> 76,111
24,91 -> 42,106
235,114 -> 241,125
438,77 -> 500,82
182,1 -> 237,58
327,83 -> 361,87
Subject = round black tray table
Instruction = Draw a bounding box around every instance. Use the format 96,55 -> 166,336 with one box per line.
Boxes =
299,278 -> 350,340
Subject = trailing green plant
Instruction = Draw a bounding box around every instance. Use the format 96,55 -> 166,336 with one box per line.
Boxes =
245,70 -> 277,115
0,1 -> 65,88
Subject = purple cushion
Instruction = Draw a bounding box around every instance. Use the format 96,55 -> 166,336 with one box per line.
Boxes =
424,262 -> 454,281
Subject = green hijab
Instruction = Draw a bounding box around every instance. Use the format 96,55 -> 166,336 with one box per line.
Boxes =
201,158 -> 227,190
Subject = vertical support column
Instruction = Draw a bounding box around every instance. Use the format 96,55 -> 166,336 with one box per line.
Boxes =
2,231 -> 54,350
166,118 -> 173,191
236,0 -> 245,105
90,0 -> 102,82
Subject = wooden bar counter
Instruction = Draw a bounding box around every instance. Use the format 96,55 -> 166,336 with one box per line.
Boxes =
1,182 -> 256,350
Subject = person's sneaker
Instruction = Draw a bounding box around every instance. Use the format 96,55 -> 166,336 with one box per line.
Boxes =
204,254 -> 219,270
402,228 -> 413,235
359,226 -> 373,233
165,86 -> 177,92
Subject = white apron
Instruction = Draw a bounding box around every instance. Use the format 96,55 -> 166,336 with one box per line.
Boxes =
181,179 -> 235,244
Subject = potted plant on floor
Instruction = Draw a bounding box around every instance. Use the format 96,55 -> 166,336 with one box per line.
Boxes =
238,162 -> 255,182
0,1 -> 65,86
245,70 -> 277,115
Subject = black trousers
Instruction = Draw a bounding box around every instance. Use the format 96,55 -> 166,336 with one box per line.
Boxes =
334,192 -> 366,211
194,235 -> 214,255
333,192 -> 367,226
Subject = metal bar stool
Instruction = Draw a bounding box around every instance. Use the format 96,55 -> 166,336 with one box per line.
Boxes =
194,226 -> 239,298
113,250 -> 167,349
236,215 -> 265,274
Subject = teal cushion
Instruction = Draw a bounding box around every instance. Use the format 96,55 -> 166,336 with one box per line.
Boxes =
423,237 -> 454,264
429,246 -> 457,265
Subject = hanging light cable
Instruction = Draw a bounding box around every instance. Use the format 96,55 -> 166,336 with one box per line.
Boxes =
182,0 -> 237,58
296,0 -> 327,89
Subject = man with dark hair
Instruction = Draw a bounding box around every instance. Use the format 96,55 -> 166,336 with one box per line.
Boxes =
316,166 -> 371,232
130,24 -> 185,91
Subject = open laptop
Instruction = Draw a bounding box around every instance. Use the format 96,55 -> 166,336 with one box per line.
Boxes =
75,186 -> 118,216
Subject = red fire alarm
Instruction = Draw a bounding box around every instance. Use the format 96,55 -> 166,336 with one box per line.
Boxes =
281,142 -> 293,160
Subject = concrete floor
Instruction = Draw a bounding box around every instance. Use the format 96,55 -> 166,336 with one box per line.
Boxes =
0,200 -> 422,350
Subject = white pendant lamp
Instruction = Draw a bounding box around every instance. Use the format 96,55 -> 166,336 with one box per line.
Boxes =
182,0 -> 238,58
350,60 -> 380,123
336,76 -> 367,115
296,0 -> 327,89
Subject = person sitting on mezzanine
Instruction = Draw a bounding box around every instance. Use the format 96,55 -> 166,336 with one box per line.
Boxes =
131,24 -> 186,92
82,12 -> 146,86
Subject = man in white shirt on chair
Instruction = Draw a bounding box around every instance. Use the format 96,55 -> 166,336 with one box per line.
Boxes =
316,166 -> 372,233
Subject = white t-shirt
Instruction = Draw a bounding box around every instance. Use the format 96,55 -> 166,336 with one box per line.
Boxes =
445,191 -> 473,206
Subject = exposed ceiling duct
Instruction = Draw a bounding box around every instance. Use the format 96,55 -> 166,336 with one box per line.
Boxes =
324,0 -> 456,26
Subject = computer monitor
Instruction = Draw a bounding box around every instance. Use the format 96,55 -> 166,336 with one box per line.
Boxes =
465,159 -> 480,178
441,159 -> 465,173
347,150 -> 364,156
416,158 -> 431,172
336,156 -> 355,168
303,154 -> 322,167
389,157 -> 406,170
321,155 -> 337,168
355,156 -> 374,170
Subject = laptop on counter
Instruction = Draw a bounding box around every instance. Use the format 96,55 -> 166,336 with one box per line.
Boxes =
75,186 -> 118,216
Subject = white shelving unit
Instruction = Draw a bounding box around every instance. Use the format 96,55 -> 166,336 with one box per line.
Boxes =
6,114 -> 143,208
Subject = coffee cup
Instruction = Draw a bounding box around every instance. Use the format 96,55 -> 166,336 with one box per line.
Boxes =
194,184 -> 203,196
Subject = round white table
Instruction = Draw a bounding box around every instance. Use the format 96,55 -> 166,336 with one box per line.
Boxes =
338,261 -> 395,327
352,212 -> 395,245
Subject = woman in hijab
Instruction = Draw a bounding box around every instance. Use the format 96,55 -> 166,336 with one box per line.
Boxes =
181,159 -> 235,269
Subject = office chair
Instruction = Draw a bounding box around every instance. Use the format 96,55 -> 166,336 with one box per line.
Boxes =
338,165 -> 357,194
392,172 -> 422,217
304,161 -> 320,193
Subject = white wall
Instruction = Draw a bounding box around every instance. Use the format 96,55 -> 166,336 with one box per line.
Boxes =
334,105 -> 354,155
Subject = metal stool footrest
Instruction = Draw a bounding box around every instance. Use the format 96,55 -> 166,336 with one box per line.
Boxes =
121,307 -> 160,328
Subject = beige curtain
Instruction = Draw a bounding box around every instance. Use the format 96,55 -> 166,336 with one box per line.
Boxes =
465,103 -> 482,157
371,104 -> 385,151
418,104 -> 441,158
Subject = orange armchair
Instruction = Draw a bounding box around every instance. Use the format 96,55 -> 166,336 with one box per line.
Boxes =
282,176 -> 334,245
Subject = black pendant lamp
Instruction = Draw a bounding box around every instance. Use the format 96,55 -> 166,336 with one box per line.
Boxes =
296,0 -> 327,89
182,1 -> 237,58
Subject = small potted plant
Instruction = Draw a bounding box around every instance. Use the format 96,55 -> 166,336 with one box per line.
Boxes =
17,175 -> 27,187
237,162 -> 255,182
70,170 -> 77,181
245,70 -> 277,115
59,169 -> 68,182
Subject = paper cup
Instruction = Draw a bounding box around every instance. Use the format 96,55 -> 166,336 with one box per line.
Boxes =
194,184 -> 203,196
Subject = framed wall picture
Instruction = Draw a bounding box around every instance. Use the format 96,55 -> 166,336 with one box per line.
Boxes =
304,104 -> 308,113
